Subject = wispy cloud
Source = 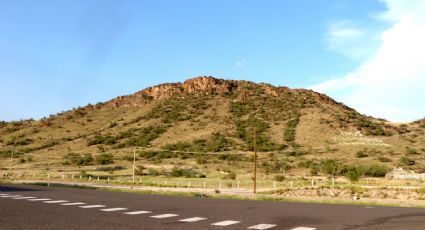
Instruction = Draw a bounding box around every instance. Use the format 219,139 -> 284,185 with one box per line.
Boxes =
324,20 -> 380,60
313,0 -> 425,122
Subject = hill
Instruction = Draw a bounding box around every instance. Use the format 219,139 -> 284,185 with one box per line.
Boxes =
0,76 -> 424,182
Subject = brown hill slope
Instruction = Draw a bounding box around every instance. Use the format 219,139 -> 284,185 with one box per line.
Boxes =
0,76 -> 424,180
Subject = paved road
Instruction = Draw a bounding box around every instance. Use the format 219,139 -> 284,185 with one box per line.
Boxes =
1,183 -> 424,230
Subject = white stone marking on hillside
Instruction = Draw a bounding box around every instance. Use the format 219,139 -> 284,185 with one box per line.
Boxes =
333,130 -> 391,146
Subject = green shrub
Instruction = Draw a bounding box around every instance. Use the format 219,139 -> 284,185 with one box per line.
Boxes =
139,151 -> 176,160
320,159 -> 340,175
356,151 -> 368,158
364,164 -> 389,177
95,165 -> 125,172
345,166 -> 361,182
134,165 -> 146,175
406,147 -> 418,155
377,156 -> 392,162
284,112 -> 300,143
399,156 -> 415,165
221,171 -> 237,180
170,167 -> 199,178
236,117 -> 283,151
285,150 -> 306,157
95,153 -> 114,165
273,175 -> 285,182
196,155 -> 208,164
148,168 -> 160,176
64,153 -> 94,166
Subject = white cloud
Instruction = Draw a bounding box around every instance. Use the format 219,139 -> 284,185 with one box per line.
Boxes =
324,20 -> 380,60
313,0 -> 425,122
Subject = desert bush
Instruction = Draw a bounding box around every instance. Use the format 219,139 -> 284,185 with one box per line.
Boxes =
170,167 -> 199,178
364,164 -> 389,177
320,159 -> 340,175
95,165 -> 125,172
108,122 -> 118,128
273,174 -> 285,182
134,165 -> 146,175
87,135 -> 117,146
95,153 -> 114,165
139,151 -> 176,160
285,150 -> 306,157
221,171 -> 237,180
64,153 -> 94,166
377,156 -> 392,162
162,141 -> 191,151
399,156 -> 415,166
236,117 -> 283,151
405,147 -> 418,155
356,151 -> 368,158
196,155 -> 208,164
345,166 -> 361,182
284,112 -> 300,143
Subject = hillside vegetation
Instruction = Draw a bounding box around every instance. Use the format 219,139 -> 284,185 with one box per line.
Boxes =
1,76 -> 424,182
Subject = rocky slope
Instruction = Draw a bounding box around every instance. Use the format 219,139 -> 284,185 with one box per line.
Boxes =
0,76 -> 424,179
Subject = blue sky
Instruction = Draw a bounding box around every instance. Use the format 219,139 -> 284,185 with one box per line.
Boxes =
1,0 -> 424,122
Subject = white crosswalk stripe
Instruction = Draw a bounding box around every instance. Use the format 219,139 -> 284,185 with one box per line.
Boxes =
179,217 -> 207,222
61,202 -> 86,206
79,205 -> 106,209
211,220 -> 241,226
44,200 -> 69,204
150,214 -> 179,219
291,227 -> 316,230
248,224 -> 277,229
0,193 -> 10,195
1,195 -> 22,198
124,211 -> 152,215
28,198 -> 51,201
100,207 -> 128,212
12,196 -> 36,200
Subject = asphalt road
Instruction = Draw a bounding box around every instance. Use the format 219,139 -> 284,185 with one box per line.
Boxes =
1,183 -> 424,230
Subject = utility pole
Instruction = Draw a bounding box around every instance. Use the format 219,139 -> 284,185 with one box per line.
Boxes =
253,127 -> 257,194
132,147 -> 136,183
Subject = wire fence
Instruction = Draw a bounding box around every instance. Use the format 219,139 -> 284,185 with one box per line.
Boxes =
2,171 -> 425,191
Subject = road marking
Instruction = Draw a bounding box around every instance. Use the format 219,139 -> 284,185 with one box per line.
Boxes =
365,206 -> 375,209
179,217 -> 207,222
79,205 -> 106,209
0,193 -> 10,195
291,227 -> 316,230
248,224 -> 277,229
44,200 -> 69,204
1,195 -> 22,198
12,196 -> 36,200
61,202 -> 86,206
101,207 -> 128,212
28,198 -> 51,201
150,214 -> 179,219
211,220 -> 241,226
124,211 -> 152,215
